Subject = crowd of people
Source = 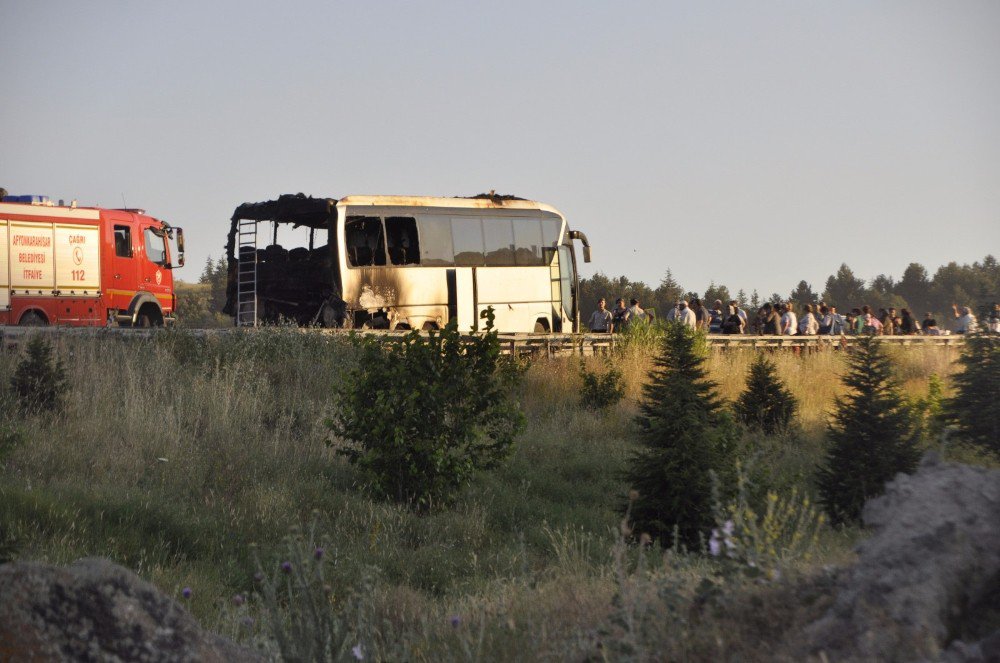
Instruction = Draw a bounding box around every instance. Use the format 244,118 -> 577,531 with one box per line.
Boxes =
588,297 -> 1000,336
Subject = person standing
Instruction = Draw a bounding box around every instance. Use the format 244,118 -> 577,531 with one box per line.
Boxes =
989,304 -> 1000,333
899,309 -> 920,335
611,298 -> 630,332
923,312 -> 940,335
952,304 -> 978,334
676,300 -> 697,329
762,303 -> 781,335
588,298 -> 613,333
780,303 -> 798,335
721,305 -> 743,334
730,300 -> 748,331
627,298 -> 647,324
798,304 -> 818,335
708,300 -> 724,333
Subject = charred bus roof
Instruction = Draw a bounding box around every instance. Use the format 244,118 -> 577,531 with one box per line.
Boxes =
230,192 -> 559,229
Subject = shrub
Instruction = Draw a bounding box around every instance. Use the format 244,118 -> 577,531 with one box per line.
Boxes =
578,360 -> 625,410
710,463 -> 825,576
733,353 -> 798,434
11,336 -> 68,414
943,333 -> 1000,456
816,335 -> 921,524
330,309 -> 525,508
621,323 -> 737,549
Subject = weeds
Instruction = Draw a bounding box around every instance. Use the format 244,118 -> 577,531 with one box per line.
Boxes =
578,359 -> 625,410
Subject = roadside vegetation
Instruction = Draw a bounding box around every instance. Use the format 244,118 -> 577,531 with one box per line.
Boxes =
0,327 -> 995,660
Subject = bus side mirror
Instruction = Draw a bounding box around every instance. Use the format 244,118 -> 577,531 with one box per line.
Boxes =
175,227 -> 185,267
582,246 -> 592,263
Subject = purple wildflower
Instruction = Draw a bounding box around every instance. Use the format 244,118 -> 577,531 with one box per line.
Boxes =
181,587 -> 192,599
351,643 -> 364,660
281,561 -> 292,574
253,572 -> 264,583
708,530 -> 721,557
450,615 -> 461,628
314,547 -> 324,560
232,594 -> 245,607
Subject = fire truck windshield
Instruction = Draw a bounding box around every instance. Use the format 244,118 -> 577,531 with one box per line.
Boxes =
144,227 -> 168,265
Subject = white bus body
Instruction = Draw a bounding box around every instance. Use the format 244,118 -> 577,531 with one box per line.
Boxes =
225,194 -> 591,333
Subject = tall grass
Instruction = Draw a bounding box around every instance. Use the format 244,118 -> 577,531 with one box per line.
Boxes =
0,330 -> 971,659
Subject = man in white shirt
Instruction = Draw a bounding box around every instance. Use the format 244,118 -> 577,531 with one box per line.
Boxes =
676,300 -> 697,329
588,298 -> 613,332
780,304 -> 798,335
952,304 -> 978,334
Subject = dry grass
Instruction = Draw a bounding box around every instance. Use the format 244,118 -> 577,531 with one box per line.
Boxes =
0,331 -> 972,660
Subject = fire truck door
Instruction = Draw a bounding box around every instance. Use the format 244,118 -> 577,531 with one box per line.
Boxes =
110,220 -> 138,312
138,222 -> 170,306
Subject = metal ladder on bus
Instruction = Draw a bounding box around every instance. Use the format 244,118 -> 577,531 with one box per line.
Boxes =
236,219 -> 258,327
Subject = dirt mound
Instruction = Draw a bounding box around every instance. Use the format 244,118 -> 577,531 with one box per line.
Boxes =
800,453 -> 1000,662
0,557 -> 262,662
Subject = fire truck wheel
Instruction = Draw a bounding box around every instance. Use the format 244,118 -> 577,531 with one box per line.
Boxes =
18,311 -> 47,326
136,313 -> 153,328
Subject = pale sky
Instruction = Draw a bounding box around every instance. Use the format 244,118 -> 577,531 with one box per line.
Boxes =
2,1 -> 998,298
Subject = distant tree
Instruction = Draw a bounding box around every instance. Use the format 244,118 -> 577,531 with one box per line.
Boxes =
703,282 -> 731,307
895,263 -> 932,315
11,336 -> 68,414
685,291 -> 701,304
622,323 -> 736,549
789,280 -> 818,308
943,334 -> 1000,457
823,263 -> 867,310
653,269 -> 685,317
768,293 -> 785,306
749,290 -> 761,311
734,354 -> 798,435
736,289 -> 748,308
816,336 -> 921,524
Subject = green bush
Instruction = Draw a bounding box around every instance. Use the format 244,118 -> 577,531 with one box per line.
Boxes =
733,353 -> 798,435
943,333 -> 1000,456
816,335 -> 921,524
621,323 -> 737,549
578,360 -> 625,410
11,336 -> 68,414
330,309 -> 525,508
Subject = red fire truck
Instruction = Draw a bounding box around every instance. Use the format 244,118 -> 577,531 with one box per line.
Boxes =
0,194 -> 184,326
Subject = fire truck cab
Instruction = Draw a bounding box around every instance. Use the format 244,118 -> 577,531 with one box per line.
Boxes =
0,194 -> 184,327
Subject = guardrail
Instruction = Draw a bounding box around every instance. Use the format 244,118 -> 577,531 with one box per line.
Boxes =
0,325 -> 970,356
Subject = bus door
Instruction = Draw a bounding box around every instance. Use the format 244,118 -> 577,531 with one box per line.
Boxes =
109,214 -> 139,313
0,219 -> 9,311
557,245 -> 575,331
447,267 -> 477,331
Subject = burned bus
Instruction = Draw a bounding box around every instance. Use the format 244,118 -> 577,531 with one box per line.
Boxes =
223,193 -> 592,332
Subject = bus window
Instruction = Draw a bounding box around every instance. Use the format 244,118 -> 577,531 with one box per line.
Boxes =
416,215 -> 455,266
540,216 -> 562,251
451,216 -> 485,267
512,218 -> 544,266
345,216 -> 386,267
385,217 -> 420,266
483,217 -> 515,266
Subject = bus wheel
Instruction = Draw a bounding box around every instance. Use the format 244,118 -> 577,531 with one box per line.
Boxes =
534,319 -> 550,334
18,311 -> 47,326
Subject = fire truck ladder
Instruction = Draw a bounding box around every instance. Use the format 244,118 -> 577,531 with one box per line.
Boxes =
236,219 -> 259,327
